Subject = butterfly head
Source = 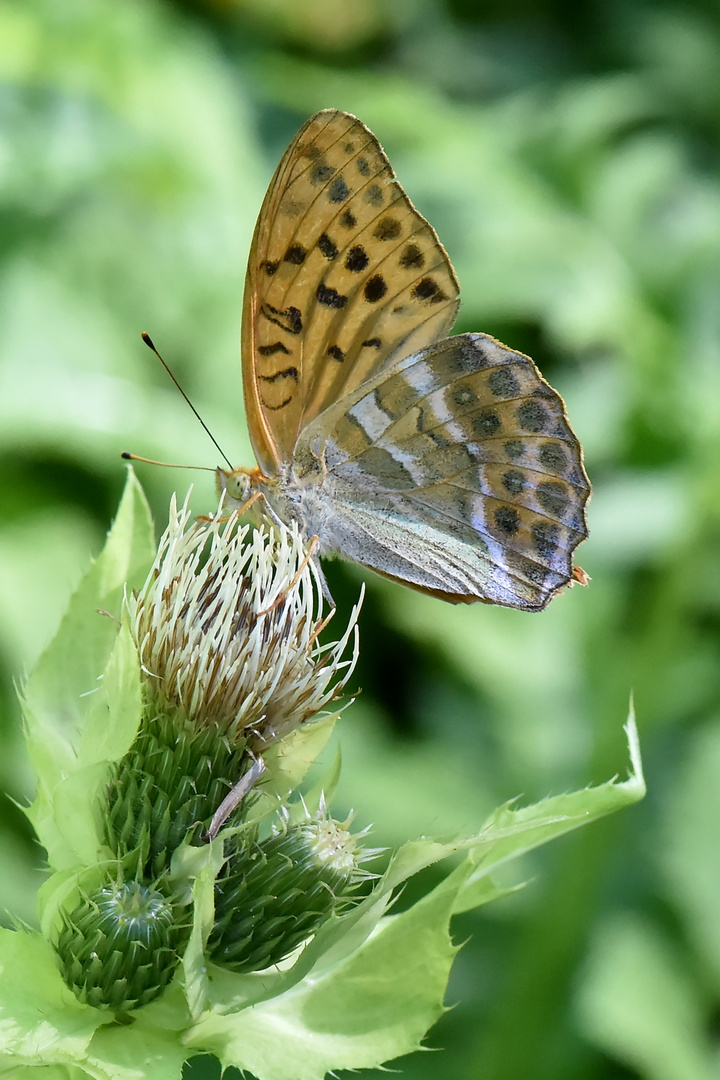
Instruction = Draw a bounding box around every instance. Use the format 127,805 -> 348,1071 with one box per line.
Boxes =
216,466 -> 253,507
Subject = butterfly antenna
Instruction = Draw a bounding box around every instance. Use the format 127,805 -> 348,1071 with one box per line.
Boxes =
141,331 -> 234,470
121,452 -> 216,472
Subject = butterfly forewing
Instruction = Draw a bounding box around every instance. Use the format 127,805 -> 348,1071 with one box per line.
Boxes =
295,334 -> 589,608
243,109 -> 460,474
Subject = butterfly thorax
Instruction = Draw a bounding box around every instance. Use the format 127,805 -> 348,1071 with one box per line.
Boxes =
217,463 -> 336,554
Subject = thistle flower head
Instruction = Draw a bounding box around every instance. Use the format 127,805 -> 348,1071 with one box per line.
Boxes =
125,493 -> 361,747
279,796 -> 379,878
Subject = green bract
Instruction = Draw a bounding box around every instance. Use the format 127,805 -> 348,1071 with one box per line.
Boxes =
104,710 -> 249,880
4,471 -> 646,1080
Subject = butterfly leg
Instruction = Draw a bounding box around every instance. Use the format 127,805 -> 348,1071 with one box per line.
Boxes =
306,605 -> 338,649
313,557 -> 335,608
197,489 -> 269,525
571,564 -> 590,586
258,535 -> 335,615
205,756 -> 267,841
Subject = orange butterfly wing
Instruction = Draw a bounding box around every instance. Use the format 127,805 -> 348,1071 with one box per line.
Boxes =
242,110 -> 460,476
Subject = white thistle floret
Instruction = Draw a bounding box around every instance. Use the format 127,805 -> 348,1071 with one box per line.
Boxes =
125,492 -> 361,746
276,796 -> 382,878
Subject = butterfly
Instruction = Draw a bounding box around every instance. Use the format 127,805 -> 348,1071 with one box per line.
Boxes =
218,109 -> 589,609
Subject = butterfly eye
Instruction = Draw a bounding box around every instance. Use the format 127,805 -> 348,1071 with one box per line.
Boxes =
219,469 -> 251,504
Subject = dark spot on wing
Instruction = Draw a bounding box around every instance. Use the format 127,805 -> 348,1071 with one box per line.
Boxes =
538,441 -> 568,471
327,345 -> 345,362
311,160 -> 335,184
452,384 -> 477,408
260,260 -> 279,276
341,209 -> 357,229
259,304 -> 303,335
502,470 -> 526,495
328,176 -> 350,203
517,401 -> 550,433
344,142 -> 355,153
494,506 -> 521,534
537,481 -> 569,518
507,551 -> 550,587
310,158 -> 336,184
532,521 -> 559,560
488,368 -> 521,398
258,366 -> 299,384
364,275 -> 387,303
345,246 -> 369,273
258,342 -> 290,356
357,157 -> 371,177
365,184 -> 384,206
317,283 -> 348,309
373,217 -> 401,241
399,244 -> 424,269
317,233 -> 338,260
444,340 -> 489,375
412,277 -> 447,304
472,410 -> 502,436
284,244 -> 307,265
505,439 -> 525,459
280,197 -> 303,218
362,338 -> 382,348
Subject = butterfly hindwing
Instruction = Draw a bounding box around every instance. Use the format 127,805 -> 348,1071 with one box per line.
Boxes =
295,333 -> 590,608
243,109 -> 460,474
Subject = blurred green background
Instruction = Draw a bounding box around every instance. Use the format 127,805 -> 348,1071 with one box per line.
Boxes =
2,0 -> 720,1078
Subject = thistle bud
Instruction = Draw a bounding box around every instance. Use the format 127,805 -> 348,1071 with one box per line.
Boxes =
55,878 -> 188,1012
208,806 -> 370,973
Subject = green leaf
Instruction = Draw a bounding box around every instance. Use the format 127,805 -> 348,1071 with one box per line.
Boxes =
0,926 -> 104,1072
177,839 -> 227,1022
22,469 -> 153,870
186,862 -> 468,1080
249,711 -> 342,823
83,1024 -> 190,1080
50,625 -> 143,870
180,713 -> 644,1080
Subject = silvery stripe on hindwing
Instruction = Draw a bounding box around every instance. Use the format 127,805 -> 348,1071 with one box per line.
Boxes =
306,488 -> 548,607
